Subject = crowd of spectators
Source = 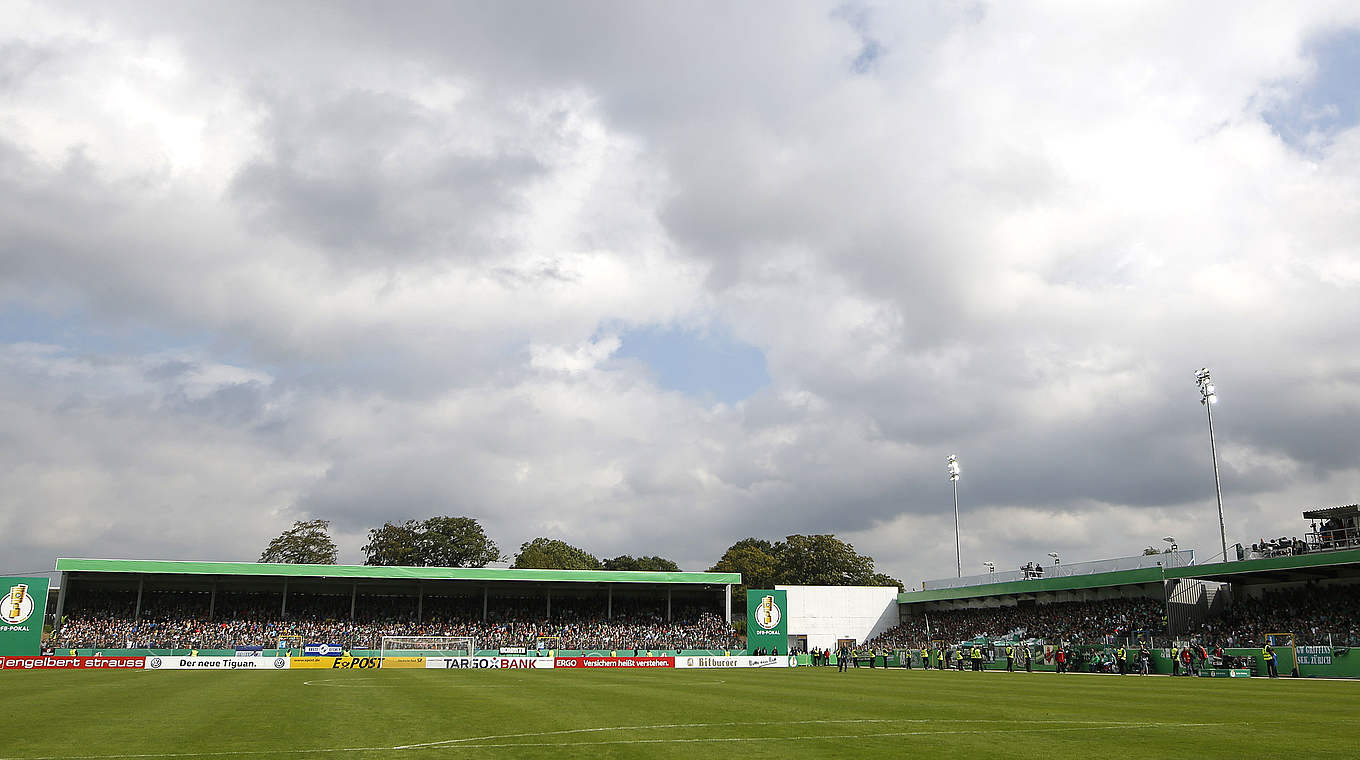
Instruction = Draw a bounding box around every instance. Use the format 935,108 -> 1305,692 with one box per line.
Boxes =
1188,584 -> 1360,647
864,598 -> 1165,649
51,589 -> 741,651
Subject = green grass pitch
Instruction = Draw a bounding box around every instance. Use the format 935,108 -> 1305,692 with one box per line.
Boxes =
3,667 -> 1357,759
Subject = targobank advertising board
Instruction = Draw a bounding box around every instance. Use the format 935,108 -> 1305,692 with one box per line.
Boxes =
426,657 -> 555,669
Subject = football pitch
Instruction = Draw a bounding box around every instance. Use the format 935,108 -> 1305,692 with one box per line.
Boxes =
4,668 -> 1357,759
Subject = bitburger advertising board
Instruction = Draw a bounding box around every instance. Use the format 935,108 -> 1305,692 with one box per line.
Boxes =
674,655 -> 798,669
426,657 -> 555,669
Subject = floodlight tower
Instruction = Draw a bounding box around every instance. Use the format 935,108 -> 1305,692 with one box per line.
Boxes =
1195,368 -> 1228,563
947,454 -> 962,578
983,561 -> 995,574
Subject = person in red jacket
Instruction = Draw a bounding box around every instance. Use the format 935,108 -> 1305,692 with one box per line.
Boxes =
1055,647 -> 1067,674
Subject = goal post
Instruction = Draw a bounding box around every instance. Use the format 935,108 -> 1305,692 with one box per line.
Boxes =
276,634 -> 303,656
534,636 -> 560,654
380,636 -> 476,662
1267,632 -> 1300,677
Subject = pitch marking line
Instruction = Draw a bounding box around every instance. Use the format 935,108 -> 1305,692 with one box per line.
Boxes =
0,719 -> 1229,760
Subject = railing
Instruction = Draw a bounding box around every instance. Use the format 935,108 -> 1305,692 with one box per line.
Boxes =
1237,527 -> 1360,561
922,550 -> 1195,591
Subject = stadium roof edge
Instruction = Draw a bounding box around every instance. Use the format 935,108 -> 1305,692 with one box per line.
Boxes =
897,548 -> 1360,603
53,558 -> 741,585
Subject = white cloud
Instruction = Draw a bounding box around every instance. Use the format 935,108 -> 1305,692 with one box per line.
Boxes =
2,2 -> 1360,584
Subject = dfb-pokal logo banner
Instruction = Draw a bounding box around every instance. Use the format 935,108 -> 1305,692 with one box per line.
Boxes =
0,577 -> 48,657
745,590 -> 787,651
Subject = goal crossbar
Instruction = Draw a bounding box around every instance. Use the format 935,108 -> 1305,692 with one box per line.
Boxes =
380,636 -> 476,659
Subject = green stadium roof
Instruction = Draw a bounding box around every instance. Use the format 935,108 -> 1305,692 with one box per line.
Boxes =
54,558 -> 740,585
897,548 -> 1360,604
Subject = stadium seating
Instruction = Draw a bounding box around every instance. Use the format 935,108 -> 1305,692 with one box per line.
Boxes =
51,589 -> 741,651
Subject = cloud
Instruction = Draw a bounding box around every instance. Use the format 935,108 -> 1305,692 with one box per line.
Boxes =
2,1 -> 1360,588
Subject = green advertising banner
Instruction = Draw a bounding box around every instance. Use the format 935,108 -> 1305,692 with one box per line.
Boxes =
745,590 -> 788,651
0,577 -> 48,656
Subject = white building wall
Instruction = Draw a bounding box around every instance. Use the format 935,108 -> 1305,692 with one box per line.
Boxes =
776,585 -> 900,652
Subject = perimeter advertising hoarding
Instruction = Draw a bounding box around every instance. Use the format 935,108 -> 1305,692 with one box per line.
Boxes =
426,657 -> 555,669
675,655 -> 797,668
0,577 -> 48,657
554,656 -> 673,668
145,656 -> 289,670
1,656 -> 143,670
745,589 -> 787,650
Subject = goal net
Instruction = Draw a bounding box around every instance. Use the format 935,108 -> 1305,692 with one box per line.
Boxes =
380,636 -> 476,660
534,636 -> 560,653
276,634 -> 303,655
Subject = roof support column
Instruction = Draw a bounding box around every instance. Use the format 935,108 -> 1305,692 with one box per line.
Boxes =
607,585 -> 612,620
724,584 -> 731,624
546,588 -> 552,619
51,572 -> 69,643
134,577 -> 144,622
667,588 -> 672,622
350,582 -> 356,621
417,582 -> 423,624
281,580 -> 288,617
482,586 -> 488,622
209,583 -> 216,622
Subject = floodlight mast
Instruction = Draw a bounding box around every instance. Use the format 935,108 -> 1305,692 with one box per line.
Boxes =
947,455 -> 962,578
1195,368 -> 1229,563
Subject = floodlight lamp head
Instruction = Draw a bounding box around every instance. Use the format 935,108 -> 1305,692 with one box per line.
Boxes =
1163,536 -> 1176,544
946,454 -> 960,481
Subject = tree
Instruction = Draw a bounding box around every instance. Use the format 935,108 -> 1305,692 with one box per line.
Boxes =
362,520 -> 424,566
1143,547 -> 1161,556
779,534 -> 877,586
709,533 -> 903,597
419,516 -> 504,567
362,516 -> 504,567
260,520 -> 339,564
602,555 -> 682,572
709,538 -> 785,596
512,538 -> 601,570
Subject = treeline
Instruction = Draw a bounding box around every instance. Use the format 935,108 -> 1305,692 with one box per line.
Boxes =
259,518 -> 902,593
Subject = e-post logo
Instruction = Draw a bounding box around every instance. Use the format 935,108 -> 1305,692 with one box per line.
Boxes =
756,594 -> 781,630
2,585 -> 34,625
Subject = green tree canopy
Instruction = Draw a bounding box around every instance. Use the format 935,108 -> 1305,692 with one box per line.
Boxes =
708,534 -> 903,595
362,520 -> 424,566
419,516 -> 504,567
602,555 -> 682,572
361,516 -> 502,567
512,538 -> 601,570
259,519 -> 339,564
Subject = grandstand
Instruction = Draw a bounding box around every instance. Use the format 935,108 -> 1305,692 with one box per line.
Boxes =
47,558 -> 742,655
867,505 -> 1360,677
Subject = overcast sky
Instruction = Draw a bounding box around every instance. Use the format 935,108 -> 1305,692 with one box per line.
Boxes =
3,1 -> 1360,589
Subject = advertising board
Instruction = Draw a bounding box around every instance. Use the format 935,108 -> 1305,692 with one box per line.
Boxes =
554,656 -> 674,668
674,655 -> 797,669
426,657 -> 554,669
1,656 -> 144,670
145,656 -> 289,670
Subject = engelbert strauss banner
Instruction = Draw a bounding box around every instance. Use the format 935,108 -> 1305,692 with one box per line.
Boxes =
745,590 -> 787,651
0,577 -> 48,656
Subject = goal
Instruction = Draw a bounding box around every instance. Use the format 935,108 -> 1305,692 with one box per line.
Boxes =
534,636 -> 560,653
380,636 -> 476,660
276,634 -> 303,655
